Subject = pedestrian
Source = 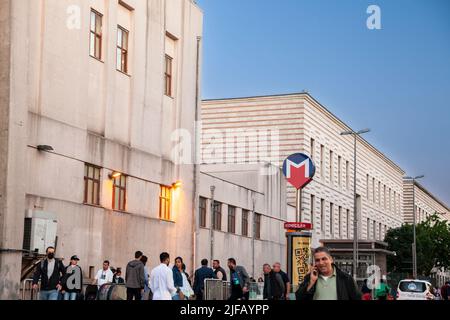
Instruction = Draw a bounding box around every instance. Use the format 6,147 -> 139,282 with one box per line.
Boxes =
125,251 -> 145,300
172,257 -> 194,300
212,260 -> 227,281
262,263 -> 285,300
32,246 -> 66,300
295,247 -> 361,300
61,255 -> 83,300
273,262 -> 291,300
93,260 -> 114,288
374,278 -> 390,300
149,252 -> 178,300
361,279 -> 372,300
193,259 -> 217,300
112,267 -> 125,284
227,258 -> 250,301
140,255 -> 151,300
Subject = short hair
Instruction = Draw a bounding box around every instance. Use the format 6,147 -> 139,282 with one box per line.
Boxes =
140,255 -> 148,265
228,258 -> 236,265
263,263 -> 271,269
46,246 -> 55,253
213,259 -> 220,264
201,259 -> 208,266
103,260 -> 110,265
135,251 -> 143,259
314,246 -> 332,257
160,252 -> 170,263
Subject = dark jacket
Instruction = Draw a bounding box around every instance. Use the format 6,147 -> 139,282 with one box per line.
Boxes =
113,275 -> 125,284
296,265 -> 362,301
264,271 -> 285,300
230,265 -> 250,289
125,260 -> 145,289
193,266 -> 217,295
61,265 -> 83,293
173,266 -> 189,288
32,258 -> 66,291
214,266 -> 228,281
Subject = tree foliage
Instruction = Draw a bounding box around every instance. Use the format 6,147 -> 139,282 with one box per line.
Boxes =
385,214 -> 450,276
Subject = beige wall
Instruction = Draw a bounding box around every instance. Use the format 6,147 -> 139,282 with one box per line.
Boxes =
0,0 -> 202,299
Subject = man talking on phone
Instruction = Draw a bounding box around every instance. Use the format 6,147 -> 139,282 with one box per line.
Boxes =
296,247 -> 361,300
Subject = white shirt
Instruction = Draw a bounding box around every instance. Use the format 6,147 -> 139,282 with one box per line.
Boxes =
150,264 -> 177,300
180,272 -> 194,298
95,268 -> 114,287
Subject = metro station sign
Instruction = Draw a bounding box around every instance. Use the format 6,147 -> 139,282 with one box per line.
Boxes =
284,222 -> 313,230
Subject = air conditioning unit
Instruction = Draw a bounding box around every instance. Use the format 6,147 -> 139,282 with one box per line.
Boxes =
23,210 -> 57,255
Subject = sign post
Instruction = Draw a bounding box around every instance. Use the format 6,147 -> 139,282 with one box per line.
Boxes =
282,153 -> 316,291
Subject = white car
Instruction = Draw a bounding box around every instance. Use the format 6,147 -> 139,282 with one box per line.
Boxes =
396,280 -> 435,300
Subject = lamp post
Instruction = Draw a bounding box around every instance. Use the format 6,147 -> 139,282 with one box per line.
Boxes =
341,128 -> 370,280
404,175 -> 424,279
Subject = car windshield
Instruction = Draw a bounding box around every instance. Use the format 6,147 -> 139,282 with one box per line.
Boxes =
399,281 -> 427,293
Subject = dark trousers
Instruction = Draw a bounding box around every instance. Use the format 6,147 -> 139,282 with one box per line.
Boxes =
126,288 -> 142,301
195,290 -> 203,300
228,286 -> 244,301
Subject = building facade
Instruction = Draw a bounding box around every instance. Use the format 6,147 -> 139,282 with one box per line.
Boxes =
197,163 -> 292,280
0,0 -> 203,299
201,93 -> 406,250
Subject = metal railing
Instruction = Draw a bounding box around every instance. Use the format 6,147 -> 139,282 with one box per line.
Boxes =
204,279 -> 231,300
21,279 -> 39,300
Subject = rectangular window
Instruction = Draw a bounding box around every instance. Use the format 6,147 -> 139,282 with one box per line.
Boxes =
338,156 -> 342,187
165,55 -> 173,96
321,199 -> 325,232
242,210 -> 249,236
345,160 -> 350,190
367,218 -> 370,239
373,220 -> 377,240
310,138 -> 315,159
112,174 -> 127,211
212,201 -> 222,231
372,178 -> 375,203
116,26 -> 129,73
346,209 -> 350,238
159,185 -> 171,220
84,164 -> 101,205
90,9 -> 102,60
384,225 -> 387,237
366,174 -> 370,199
338,206 -> 342,238
310,194 -> 315,225
389,188 -> 392,212
199,197 -> 207,228
329,150 -> 333,184
384,185 -> 387,209
254,213 -> 261,240
378,181 -> 381,206
379,223 -> 382,240
228,206 -> 236,234
320,145 -> 325,179
330,203 -> 334,236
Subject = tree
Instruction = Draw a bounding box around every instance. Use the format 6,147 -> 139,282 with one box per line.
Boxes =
385,214 -> 450,276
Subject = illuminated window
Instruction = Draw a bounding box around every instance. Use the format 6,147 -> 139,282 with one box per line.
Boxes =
228,206 -> 236,234
84,164 -> 101,205
117,26 -> 129,73
112,175 -> 126,211
90,9 -> 102,60
199,197 -> 207,228
159,186 -> 172,220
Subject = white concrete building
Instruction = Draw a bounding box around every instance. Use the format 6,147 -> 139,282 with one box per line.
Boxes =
201,93 -> 406,250
0,0 -> 203,299
197,163 -> 293,280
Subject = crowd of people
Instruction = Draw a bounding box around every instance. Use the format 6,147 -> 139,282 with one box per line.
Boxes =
31,246 -> 450,301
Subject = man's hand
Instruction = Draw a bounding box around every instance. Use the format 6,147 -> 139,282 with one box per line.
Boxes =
307,266 -> 319,291
243,286 -> 249,293
56,284 -> 62,291
32,284 -> 38,290
285,293 -> 290,300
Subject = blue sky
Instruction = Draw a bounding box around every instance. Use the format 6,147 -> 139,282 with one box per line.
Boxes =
197,0 -> 450,206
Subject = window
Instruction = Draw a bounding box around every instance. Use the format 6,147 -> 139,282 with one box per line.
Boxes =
373,220 -> 376,240
329,150 -> 333,184
310,194 -> 315,225
366,174 -> 370,199
84,164 -> 101,205
310,138 -> 315,159
367,218 -> 370,239
320,145 -> 325,179
379,223 -> 382,240
199,197 -> 207,228
372,178 -> 375,203
338,206 -> 342,238
330,203 -> 334,236
212,201 -> 222,230
346,209 -> 350,238
384,185 -> 387,209
389,188 -> 392,212
254,213 -> 261,240
320,199 -> 325,232
228,206 -> 236,234
384,225 -> 387,237
117,26 -> 129,73
165,55 -> 173,96
112,175 -> 127,211
378,181 -> 381,206
90,9 -> 102,59
242,210 -> 249,236
345,160 -> 349,190
159,186 -> 172,220
338,156 -> 342,187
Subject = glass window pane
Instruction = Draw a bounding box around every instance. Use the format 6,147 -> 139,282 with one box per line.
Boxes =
90,11 -> 96,31
87,180 -> 93,204
114,187 -> 120,209
90,33 -> 95,56
117,29 -> 122,47
122,31 -> 128,49
96,14 -> 102,34
88,165 -> 94,178
84,165 -> 88,177
93,182 -> 99,205
95,36 -> 101,58
116,49 -> 122,70
94,168 -> 100,180
120,190 -> 125,210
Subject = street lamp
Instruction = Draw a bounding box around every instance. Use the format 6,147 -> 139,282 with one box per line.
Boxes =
341,128 -> 371,280
404,175 -> 424,279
